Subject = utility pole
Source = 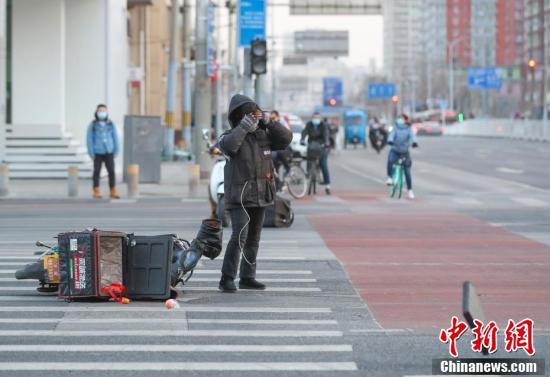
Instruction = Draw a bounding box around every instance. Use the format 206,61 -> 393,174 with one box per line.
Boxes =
193,0 -> 213,179
181,0 -> 193,152
270,0 -> 276,109
215,1 -> 223,138
165,0 -> 179,158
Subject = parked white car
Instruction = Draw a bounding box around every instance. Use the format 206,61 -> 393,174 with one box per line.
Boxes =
281,113 -> 307,157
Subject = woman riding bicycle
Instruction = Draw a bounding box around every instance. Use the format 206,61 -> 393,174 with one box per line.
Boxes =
385,114 -> 418,199
300,112 -> 331,195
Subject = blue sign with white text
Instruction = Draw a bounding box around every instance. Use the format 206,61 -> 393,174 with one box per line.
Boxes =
367,83 -> 396,99
323,77 -> 343,106
239,0 -> 266,47
468,67 -> 502,90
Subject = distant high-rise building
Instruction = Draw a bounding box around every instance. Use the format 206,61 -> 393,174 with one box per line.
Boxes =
446,0 -> 471,65
496,0 -> 519,66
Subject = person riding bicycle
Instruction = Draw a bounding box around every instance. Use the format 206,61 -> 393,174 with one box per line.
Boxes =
386,114 -> 418,199
300,112 -> 331,195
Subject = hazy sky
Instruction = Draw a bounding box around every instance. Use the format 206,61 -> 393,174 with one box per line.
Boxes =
271,8 -> 384,69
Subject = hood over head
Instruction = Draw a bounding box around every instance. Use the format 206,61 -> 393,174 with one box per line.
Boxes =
228,94 -> 258,128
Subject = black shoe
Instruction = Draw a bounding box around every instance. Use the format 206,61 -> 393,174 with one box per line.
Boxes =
325,187 -> 331,195
219,275 -> 237,292
239,278 -> 266,290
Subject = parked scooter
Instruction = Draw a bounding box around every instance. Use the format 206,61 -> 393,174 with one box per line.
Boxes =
204,129 -> 230,227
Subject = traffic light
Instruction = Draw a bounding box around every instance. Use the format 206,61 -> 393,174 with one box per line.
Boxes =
250,38 -> 267,75
391,95 -> 399,103
328,98 -> 337,106
528,59 -> 537,69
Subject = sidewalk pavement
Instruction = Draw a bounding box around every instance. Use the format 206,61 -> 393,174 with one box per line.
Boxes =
0,162 -> 205,200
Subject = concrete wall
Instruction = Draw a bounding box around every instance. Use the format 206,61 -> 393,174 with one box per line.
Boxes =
444,119 -> 550,142
12,0 -> 66,137
65,0 -> 128,144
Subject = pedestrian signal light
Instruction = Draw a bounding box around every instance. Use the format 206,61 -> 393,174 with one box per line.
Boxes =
458,113 -> 464,122
250,38 -> 267,75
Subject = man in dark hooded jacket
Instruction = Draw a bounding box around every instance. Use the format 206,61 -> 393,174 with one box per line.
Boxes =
217,94 -> 292,292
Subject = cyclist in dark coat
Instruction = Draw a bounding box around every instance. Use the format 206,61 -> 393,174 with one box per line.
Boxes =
217,94 -> 292,292
300,112 -> 331,195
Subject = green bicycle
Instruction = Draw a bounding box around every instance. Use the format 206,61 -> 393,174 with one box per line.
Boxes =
389,156 -> 408,199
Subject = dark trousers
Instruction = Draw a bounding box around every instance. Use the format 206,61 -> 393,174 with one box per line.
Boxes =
221,206 -> 266,279
93,153 -> 116,189
387,150 -> 412,190
306,149 -> 330,185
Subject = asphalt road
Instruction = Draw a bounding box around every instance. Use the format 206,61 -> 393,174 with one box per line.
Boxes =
0,135 -> 548,376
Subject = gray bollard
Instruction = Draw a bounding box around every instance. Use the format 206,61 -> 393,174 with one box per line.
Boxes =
188,164 -> 200,197
127,164 -> 139,198
67,166 -> 79,198
0,164 -> 9,197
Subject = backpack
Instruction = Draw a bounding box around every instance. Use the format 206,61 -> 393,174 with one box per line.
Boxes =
263,194 -> 294,228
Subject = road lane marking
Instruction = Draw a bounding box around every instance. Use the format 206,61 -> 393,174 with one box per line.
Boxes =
512,197 -> 549,207
0,306 -> 331,313
0,318 -> 338,325
0,344 -> 351,352
0,330 -> 343,337
452,197 -> 483,206
0,362 -> 357,371
496,167 -> 523,174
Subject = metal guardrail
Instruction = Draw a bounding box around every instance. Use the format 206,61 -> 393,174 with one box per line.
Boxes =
444,119 -> 550,142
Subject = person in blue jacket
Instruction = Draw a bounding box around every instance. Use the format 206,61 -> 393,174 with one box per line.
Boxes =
386,114 -> 418,199
86,104 -> 120,199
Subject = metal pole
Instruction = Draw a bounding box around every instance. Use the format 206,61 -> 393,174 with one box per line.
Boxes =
182,0 -> 193,152
193,0 -> 213,179
243,47 -> 254,98
165,0 -> 180,158
449,45 -> 454,112
255,75 -> 266,108
215,2 -> 223,138
270,0 -> 276,109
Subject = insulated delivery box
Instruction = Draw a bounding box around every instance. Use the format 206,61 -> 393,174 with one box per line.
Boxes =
58,230 -> 126,299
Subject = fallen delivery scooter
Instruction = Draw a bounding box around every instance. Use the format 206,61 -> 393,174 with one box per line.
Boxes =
15,219 -> 223,299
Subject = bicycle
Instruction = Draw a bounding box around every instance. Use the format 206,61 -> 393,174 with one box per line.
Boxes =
305,142 -> 324,196
389,155 -> 409,199
274,157 -> 308,199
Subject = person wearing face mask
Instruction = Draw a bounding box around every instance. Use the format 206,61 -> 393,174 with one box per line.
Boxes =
217,95 -> 292,292
300,112 -> 331,195
386,114 -> 418,199
86,104 -> 120,199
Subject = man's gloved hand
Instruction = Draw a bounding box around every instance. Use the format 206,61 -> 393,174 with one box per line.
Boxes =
300,140 -> 306,146
387,141 -> 394,145
412,142 -> 418,148
239,114 -> 259,133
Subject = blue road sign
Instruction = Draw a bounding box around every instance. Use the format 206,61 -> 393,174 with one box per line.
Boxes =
468,67 -> 502,89
207,2 -> 215,77
323,77 -> 343,106
367,83 -> 396,99
239,0 -> 266,47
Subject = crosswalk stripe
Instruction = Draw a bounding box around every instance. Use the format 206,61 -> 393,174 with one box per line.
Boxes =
0,318 -> 338,325
0,362 -> 358,371
0,277 -> 317,283
0,262 -> 27,266
0,306 -> 332,313
0,286 -> 322,292
0,344 -> 351,352
0,256 -> 37,260
0,270 -> 16,274
0,255 -> 308,261
194,269 -> 313,275
179,286 -> 321,292
0,330 -> 343,337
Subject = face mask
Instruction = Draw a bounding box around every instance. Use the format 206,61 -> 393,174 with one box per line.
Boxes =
396,118 -> 405,126
97,112 -> 108,120
312,119 -> 321,126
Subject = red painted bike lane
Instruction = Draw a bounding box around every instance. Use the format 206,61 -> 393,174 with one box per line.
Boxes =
308,196 -> 550,334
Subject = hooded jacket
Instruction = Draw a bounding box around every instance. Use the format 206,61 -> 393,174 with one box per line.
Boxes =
387,121 -> 417,154
218,95 -> 292,209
